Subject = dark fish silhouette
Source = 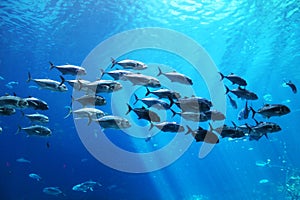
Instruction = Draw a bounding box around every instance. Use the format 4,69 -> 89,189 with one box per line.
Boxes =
219,72 -> 247,86
250,104 -> 290,119
285,81 -> 297,94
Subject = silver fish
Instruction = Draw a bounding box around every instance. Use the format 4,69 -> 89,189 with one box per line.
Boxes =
250,104 -> 290,119
157,67 -> 193,85
123,73 -> 161,88
0,107 -> 16,116
27,73 -> 67,92
49,62 -> 86,76
17,125 -> 51,137
171,110 -> 209,122
72,180 -> 102,192
43,187 -> 65,196
133,94 -> 171,110
24,96 -> 49,110
29,173 -> 42,181
65,107 -> 106,124
84,80 -> 122,93
94,115 -> 131,129
111,58 -> 147,70
0,95 -> 28,109
100,69 -> 133,80
72,95 -> 106,107
225,86 -> 258,100
16,157 -> 31,163
23,113 -> 49,123
66,79 -> 91,92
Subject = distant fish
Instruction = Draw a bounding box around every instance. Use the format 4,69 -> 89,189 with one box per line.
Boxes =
72,180 -> 102,192
259,179 -> 269,184
111,58 -> 147,70
27,72 -> 67,92
228,95 -> 237,109
157,67 -> 193,85
255,159 -> 271,167
43,187 -> 65,196
284,80 -> 297,94
17,125 -> 52,137
5,81 -> 19,89
0,127 -> 2,133
0,75 -> 4,80
29,173 -> 42,181
16,157 -> 31,163
219,72 -> 247,86
0,107 -> 16,116
49,61 -> 86,76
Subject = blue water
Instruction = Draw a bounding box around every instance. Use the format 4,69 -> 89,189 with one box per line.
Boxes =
1,1 -> 300,199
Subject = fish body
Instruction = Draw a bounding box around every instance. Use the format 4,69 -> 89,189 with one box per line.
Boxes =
0,107 -> 16,116
0,95 -> 28,109
111,58 -> 147,70
50,62 -> 86,75
285,81 -> 297,93
145,88 -> 181,99
73,95 -> 106,107
126,104 -> 160,122
219,72 -> 247,86
157,67 -> 193,85
248,122 -> 281,141
123,73 -> 161,88
65,107 -> 105,122
0,127 -> 2,133
43,187 -> 65,196
250,104 -> 290,119
29,173 -> 42,181
228,95 -> 237,109
150,122 -> 185,132
27,73 -> 67,92
225,86 -> 258,100
134,94 -> 171,110
186,126 -> 219,144
238,101 -> 250,120
175,97 -> 212,112
24,113 -> 49,123
66,79 -> 91,91
204,110 -> 226,121
72,180 -> 102,192
18,125 -> 51,137
85,80 -> 123,93
24,97 -> 49,110
171,110 -> 209,122
16,157 -> 31,163
94,115 -> 131,129
215,124 -> 245,139
101,69 -> 133,80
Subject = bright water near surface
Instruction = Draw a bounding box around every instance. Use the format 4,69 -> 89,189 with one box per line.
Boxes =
1,1 -> 300,200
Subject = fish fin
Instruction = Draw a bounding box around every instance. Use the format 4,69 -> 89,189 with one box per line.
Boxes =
245,123 -> 252,134
100,69 -> 105,79
64,106 -> 72,119
250,106 -> 256,118
264,133 -> 269,139
208,123 -> 214,132
145,87 -> 151,96
133,94 -> 139,105
170,109 -> 177,118
16,126 -> 22,135
149,123 -> 154,131
225,85 -> 230,94
218,72 -> 225,81
168,96 -> 174,107
125,103 -> 132,115
49,61 -> 55,70
231,121 -> 237,128
26,72 -> 32,83
111,57 -> 116,68
87,114 -> 93,126
185,125 -> 193,135
59,76 -> 65,86
157,67 -> 163,76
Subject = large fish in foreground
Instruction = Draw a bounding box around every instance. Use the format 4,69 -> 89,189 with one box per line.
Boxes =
157,67 -> 193,85
49,62 -> 87,76
285,80 -> 297,94
72,95 -> 106,107
219,72 -> 247,86
27,73 -> 67,92
247,121 -> 281,141
122,73 -> 161,88
250,104 -> 290,119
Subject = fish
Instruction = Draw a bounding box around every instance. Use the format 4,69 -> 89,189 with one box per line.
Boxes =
145,88 -> 181,99
171,110 -> 209,122
5,81 -> 19,89
93,115 -> 131,129
100,69 -> 133,80
0,75 -> 4,80
214,124 -> 245,139
72,180 -> 102,192
250,104 -> 290,119
0,126 -> 2,133
23,96 -> 49,110
49,61 -> 87,76
157,67 -> 193,85
238,101 -> 250,120
247,121 -> 281,141
0,107 -> 16,116
27,73 -> 67,92
0,94 -> 28,109
225,86 -> 258,100
185,125 -> 219,144
72,95 -> 106,107
204,110 -> 226,121
29,173 -> 42,181
111,58 -> 147,70
43,187 -> 65,196
17,125 -> 52,137
123,73 -> 161,88
65,79 -> 91,92
126,104 -> 160,122
228,95 -> 237,109
219,72 -> 247,86
133,94 -> 172,110
16,157 -> 31,163
83,79 -> 122,93
149,122 -> 185,132
231,121 -> 252,133
285,80 -> 297,94
64,107 -> 106,123
174,96 -> 212,112
22,112 -> 49,124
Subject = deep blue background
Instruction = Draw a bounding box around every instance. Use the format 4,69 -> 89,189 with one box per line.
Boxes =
0,1 -> 300,199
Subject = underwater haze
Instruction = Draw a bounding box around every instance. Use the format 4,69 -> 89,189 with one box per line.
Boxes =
1,1 -> 300,200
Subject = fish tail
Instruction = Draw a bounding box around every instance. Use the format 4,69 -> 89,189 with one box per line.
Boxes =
16,126 -> 22,135
208,123 -> 214,131
125,103 -> 132,115
218,72 -> 225,81
157,67 -> 163,76
185,125 -> 193,135
100,69 -> 105,79
170,109 -> 177,118
168,96 -> 174,107
133,94 -> 139,105
49,61 -> 55,70
253,118 -> 259,125
245,123 -> 252,134
231,121 -> 237,128
87,114 -> 93,126
250,106 -> 256,118
149,122 -> 154,131
225,85 -> 230,95
26,72 -> 32,83
145,87 -> 151,96
111,57 -> 116,68
59,75 -> 65,86
264,133 -> 269,139
64,106 -> 72,119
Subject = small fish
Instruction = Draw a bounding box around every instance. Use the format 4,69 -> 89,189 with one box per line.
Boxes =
23,112 -> 49,123
93,115 -> 131,129
72,180 -> 102,193
145,88 -> 181,99
126,104 -> 160,122
0,107 -> 16,116
228,95 -> 237,109
157,67 -> 193,85
5,81 -> 19,89
225,86 -> 258,100
49,61 -> 87,76
16,157 -> 31,163
24,96 -> 49,110
111,58 -> 147,70
123,73 -> 161,88
43,187 -> 65,196
29,173 -> 42,181
250,104 -> 290,119
46,142 -> 50,148
219,72 -> 247,86
285,80 -> 297,94
238,101 -> 250,120
27,72 -> 67,92
259,179 -> 269,184
17,125 -> 51,137
0,75 -> 4,80
134,94 -> 172,110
